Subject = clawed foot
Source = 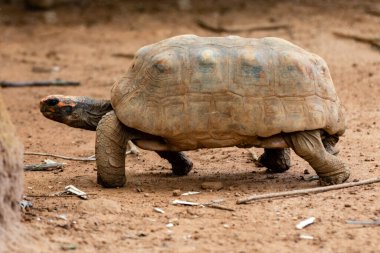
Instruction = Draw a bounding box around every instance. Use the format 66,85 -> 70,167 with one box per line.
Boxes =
97,175 -> 126,188
172,159 -> 193,176
258,148 -> 291,173
157,151 -> 193,176
318,168 -> 350,186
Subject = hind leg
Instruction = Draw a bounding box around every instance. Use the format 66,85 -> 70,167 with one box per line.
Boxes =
284,130 -> 349,185
156,151 -> 193,176
258,148 -> 291,173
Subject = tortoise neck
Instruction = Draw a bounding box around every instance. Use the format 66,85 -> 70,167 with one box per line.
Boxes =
75,97 -> 113,131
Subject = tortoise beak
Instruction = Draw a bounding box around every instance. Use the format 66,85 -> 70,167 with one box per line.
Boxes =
40,99 -> 53,113
39,96 -> 64,120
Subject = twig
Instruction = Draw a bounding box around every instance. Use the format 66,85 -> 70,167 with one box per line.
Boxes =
111,53 -> 135,59
346,219 -> 380,226
0,79 -> 80,88
24,162 -> 65,171
333,31 -> 380,50
205,203 -> 235,212
237,177 -> 380,204
196,19 -> 290,33
25,143 -> 138,161
24,152 -> 96,161
366,8 -> 380,17
172,198 -> 234,211
32,66 -> 60,73
25,193 -> 97,198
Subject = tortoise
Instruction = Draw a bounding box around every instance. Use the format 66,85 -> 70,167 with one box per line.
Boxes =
40,35 -> 349,188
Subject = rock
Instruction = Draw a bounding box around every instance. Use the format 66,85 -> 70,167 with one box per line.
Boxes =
169,218 -> 179,225
201,181 -> 223,191
172,189 -> 181,196
77,198 -> 122,215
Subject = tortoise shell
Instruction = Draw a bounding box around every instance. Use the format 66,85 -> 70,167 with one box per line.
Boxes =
111,35 -> 345,150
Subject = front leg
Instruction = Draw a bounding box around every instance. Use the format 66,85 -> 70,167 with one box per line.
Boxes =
96,111 -> 130,188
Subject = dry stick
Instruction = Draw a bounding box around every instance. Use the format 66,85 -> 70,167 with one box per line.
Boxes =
237,177 -> 380,204
347,219 -> 380,226
196,19 -> 290,33
24,142 -> 138,161
366,8 -> 380,17
24,162 -> 66,171
333,32 -> 380,50
24,151 -> 96,161
205,203 -> 235,212
111,53 -> 135,59
26,193 -> 97,198
0,80 -> 80,88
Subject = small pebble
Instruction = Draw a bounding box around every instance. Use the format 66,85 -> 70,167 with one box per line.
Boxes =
61,243 -> 76,251
57,214 -> 67,220
153,207 -> 165,214
172,189 -> 181,196
169,218 -> 179,225
300,234 -> 314,240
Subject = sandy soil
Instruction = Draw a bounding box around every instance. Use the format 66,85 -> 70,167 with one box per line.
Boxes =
0,1 -> 379,252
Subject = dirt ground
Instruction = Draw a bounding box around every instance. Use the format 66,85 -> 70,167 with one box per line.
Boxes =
0,0 -> 379,252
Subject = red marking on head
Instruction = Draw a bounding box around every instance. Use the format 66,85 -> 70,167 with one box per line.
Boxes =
57,101 -> 77,108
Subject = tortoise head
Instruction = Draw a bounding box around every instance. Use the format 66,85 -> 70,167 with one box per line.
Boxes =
40,95 -> 112,131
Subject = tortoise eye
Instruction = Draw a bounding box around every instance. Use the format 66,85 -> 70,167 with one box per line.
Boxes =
47,98 -> 59,106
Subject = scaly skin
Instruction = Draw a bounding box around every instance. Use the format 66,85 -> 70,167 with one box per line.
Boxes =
284,130 -> 349,185
96,111 -> 129,187
40,95 -> 112,131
